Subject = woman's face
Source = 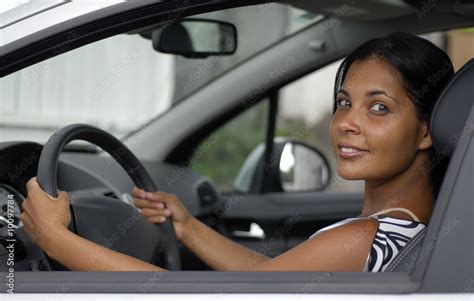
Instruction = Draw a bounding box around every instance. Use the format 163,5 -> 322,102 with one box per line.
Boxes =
330,58 -> 432,181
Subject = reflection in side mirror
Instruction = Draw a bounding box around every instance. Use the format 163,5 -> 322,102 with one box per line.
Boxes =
233,140 -> 330,193
233,144 -> 265,193
151,19 -> 237,58
279,143 -> 330,192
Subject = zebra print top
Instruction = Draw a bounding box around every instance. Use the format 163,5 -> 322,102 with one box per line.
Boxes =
308,215 -> 426,272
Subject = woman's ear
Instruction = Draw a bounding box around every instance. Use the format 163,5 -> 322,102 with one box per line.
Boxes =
418,119 -> 433,151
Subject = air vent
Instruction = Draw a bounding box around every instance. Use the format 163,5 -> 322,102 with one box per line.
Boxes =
196,181 -> 218,208
103,190 -> 118,199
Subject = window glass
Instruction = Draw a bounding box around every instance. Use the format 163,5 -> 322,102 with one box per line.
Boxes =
0,3 -> 321,143
191,101 -> 268,192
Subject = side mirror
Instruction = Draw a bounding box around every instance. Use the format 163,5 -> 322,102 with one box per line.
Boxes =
151,19 -> 237,58
234,140 -> 331,193
279,142 -> 330,192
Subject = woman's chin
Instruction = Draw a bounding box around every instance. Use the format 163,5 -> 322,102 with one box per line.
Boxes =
337,166 -> 365,180
338,174 -> 363,181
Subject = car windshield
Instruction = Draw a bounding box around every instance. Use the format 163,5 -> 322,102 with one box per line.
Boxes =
0,3 -> 322,143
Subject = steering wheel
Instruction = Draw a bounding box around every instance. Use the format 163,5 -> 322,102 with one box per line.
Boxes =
35,123 -> 181,271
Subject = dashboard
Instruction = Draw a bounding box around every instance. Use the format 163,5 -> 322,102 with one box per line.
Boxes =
0,184 -> 23,229
0,141 -> 221,217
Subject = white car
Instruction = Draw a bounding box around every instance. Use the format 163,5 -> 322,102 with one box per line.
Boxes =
0,0 -> 473,300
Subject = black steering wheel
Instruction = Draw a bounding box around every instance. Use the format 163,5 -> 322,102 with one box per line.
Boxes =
35,123 -> 181,271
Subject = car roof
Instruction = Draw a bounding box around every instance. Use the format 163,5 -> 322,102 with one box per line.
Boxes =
1,0 -> 474,76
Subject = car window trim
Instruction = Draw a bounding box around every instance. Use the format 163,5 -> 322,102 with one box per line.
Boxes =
260,91 -> 279,193
8,271 -> 419,293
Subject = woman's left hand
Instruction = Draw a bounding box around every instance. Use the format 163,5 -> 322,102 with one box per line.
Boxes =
20,177 -> 71,251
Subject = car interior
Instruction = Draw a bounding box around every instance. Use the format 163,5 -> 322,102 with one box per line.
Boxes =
0,0 -> 472,294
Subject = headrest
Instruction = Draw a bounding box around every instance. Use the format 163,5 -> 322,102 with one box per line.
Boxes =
430,58 -> 474,157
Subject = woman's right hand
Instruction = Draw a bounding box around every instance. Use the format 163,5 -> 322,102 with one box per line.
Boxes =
132,187 -> 193,241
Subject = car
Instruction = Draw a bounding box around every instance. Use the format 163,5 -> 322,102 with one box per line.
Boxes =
0,0 -> 473,299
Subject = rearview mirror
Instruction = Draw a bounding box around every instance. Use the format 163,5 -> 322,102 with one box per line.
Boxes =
151,19 -> 237,58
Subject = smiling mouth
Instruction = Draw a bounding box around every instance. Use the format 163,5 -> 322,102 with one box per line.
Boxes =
337,144 -> 370,159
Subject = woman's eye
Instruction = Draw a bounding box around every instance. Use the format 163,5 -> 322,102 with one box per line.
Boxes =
370,103 -> 389,113
337,99 -> 351,108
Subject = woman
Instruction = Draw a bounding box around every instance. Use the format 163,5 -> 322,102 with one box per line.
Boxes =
20,32 -> 454,272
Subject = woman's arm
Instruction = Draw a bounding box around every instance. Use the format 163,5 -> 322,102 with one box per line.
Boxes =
22,178 -> 376,272
133,189 -> 270,271
42,227 -> 165,271
20,178 -> 164,272
180,217 -> 270,271
43,228 -> 166,272
21,178 -> 267,271
245,218 -> 379,271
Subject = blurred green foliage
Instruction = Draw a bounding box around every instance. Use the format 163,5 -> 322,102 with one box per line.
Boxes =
191,101 -> 268,191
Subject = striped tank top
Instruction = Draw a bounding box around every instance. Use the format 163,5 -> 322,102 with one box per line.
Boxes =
308,208 -> 426,272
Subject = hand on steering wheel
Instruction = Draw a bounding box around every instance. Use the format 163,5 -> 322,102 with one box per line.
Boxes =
20,178 -> 71,252
21,124 -> 181,271
132,188 -> 193,241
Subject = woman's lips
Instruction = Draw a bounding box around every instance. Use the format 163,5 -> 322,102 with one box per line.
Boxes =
337,144 -> 370,159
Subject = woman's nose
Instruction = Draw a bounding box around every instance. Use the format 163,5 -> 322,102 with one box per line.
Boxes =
336,109 -> 361,135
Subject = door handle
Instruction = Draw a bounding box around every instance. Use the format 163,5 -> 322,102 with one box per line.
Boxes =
231,222 -> 266,240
